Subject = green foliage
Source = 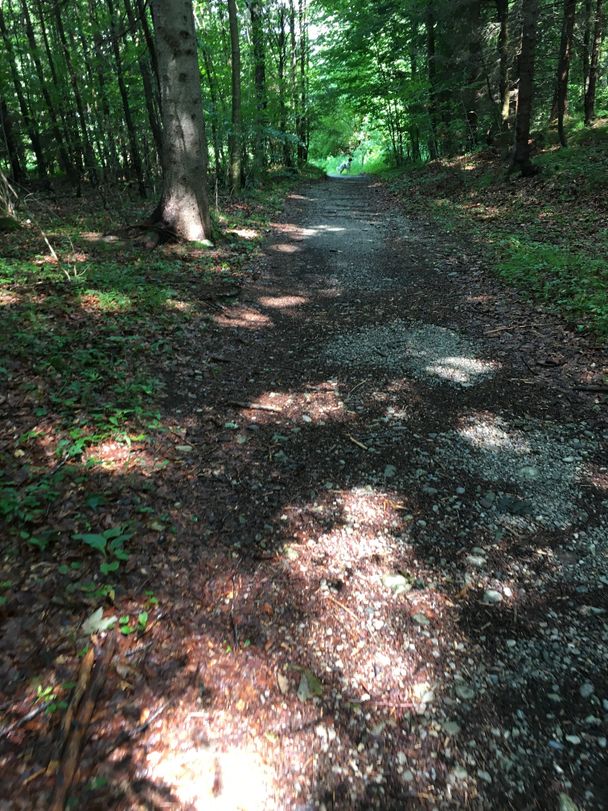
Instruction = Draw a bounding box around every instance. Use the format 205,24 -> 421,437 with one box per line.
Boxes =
498,240 -> 608,336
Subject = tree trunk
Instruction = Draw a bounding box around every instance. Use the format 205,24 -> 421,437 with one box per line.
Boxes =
107,0 -> 146,196
0,98 -> 26,182
584,0 -> 604,125
150,0 -> 212,242
228,0 -> 242,192
249,0 -> 267,178
496,0 -> 511,127
510,0 -> 539,175
20,0 -> 72,174
425,3 -> 439,159
464,0 -> 483,147
52,3 -> 98,185
0,7 -> 47,178
554,0 -> 578,146
124,0 -> 163,163
297,0 -> 308,166
278,6 -> 292,168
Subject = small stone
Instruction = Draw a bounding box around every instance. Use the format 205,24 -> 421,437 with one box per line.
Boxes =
450,765 -> 468,782
579,682 -> 594,699
455,683 -> 476,701
506,639 -> 517,648
397,752 -> 407,766
302,415 -> 312,423
482,589 -> 503,604
477,769 -> 492,783
456,487 -> 466,495
598,737 -> 607,749
175,445 -> 193,453
402,769 -> 414,782
466,555 -> 486,568
383,464 -> 397,479
412,613 -> 431,626
443,721 -> 461,736
565,735 -> 581,745
518,465 -> 540,481
559,794 -> 580,811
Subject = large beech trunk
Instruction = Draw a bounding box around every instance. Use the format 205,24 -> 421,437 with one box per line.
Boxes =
150,0 -> 212,242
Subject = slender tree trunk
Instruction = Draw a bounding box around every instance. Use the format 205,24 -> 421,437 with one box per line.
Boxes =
278,6 -> 292,168
228,0 -> 242,192
297,0 -> 308,166
124,0 -> 163,163
0,98 -> 26,182
553,0 -> 578,146
511,0 -> 539,175
289,0 -> 299,165
34,0 -> 82,181
464,0 -> 482,146
425,3 -> 439,158
201,47 -> 224,187
53,4 -> 98,185
150,0 -> 212,242
248,0 -> 267,178
106,0 -> 146,196
0,7 -> 47,178
135,0 -> 161,96
20,0 -> 72,174
496,0 -> 511,127
585,0 -> 604,125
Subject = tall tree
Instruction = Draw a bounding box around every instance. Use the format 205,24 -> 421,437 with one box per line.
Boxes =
553,0 -> 578,146
150,0 -> 212,241
228,0 -> 243,192
584,0 -> 604,125
511,0 -> 539,175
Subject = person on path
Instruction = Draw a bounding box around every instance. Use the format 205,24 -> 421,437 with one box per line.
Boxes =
338,157 -> 353,174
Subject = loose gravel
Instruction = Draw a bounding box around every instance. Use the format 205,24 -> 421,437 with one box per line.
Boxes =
324,320 -> 497,386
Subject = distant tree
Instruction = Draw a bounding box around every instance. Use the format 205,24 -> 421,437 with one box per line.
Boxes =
584,0 -> 604,125
228,0 -> 242,193
150,0 -> 212,241
553,0 -> 577,147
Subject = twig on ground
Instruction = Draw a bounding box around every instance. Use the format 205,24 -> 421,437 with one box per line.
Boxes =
347,434 -> 368,451
325,593 -> 361,623
0,702 -> 47,739
227,400 -> 282,413
48,632 -> 117,811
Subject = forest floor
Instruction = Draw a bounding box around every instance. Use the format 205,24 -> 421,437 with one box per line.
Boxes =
1,173 -> 607,810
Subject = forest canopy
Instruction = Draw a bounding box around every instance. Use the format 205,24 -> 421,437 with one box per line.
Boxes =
0,0 -> 606,204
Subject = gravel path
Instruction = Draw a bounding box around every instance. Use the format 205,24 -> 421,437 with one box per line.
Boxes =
68,177 -> 608,810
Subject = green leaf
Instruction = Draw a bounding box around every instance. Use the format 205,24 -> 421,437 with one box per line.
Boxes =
137,611 -> 148,630
100,560 -> 120,575
75,533 -> 108,554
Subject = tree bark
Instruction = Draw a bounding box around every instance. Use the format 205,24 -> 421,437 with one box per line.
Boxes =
0,98 -> 26,182
150,0 -> 212,242
107,0 -> 146,196
0,7 -> 47,178
425,3 -> 439,159
228,0 -> 242,192
554,0 -> 578,146
584,0 -> 604,125
496,0 -> 511,127
510,0 -> 539,175
248,0 -> 267,178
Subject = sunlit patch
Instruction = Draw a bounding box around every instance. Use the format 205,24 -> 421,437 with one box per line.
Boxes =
78,291 -> 132,312
325,320 -> 498,387
269,242 -> 301,254
258,295 -> 309,308
228,227 -> 259,240
425,355 -> 496,385
0,290 -> 20,305
214,308 -> 272,329
165,298 -> 193,312
436,414 -> 595,530
147,746 -> 273,810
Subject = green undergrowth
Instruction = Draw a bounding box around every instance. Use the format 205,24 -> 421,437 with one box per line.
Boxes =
0,174 -> 302,605
383,120 -> 608,339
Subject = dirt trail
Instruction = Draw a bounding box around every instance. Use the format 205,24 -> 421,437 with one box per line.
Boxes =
7,177 -> 607,810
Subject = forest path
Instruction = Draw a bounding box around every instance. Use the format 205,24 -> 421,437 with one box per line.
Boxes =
108,177 -> 608,809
